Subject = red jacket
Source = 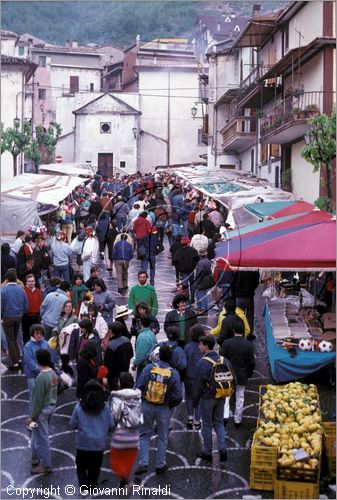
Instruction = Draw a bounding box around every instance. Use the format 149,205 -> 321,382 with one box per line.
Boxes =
24,286 -> 43,314
133,217 -> 151,240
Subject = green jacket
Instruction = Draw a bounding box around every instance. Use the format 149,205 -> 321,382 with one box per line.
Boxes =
128,284 -> 158,316
134,328 -> 157,367
31,369 -> 58,420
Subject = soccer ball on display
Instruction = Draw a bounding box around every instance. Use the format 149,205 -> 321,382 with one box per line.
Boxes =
318,340 -> 333,353
298,338 -> 312,351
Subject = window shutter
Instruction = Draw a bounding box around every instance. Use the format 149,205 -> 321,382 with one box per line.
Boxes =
260,143 -> 267,163
70,76 -> 79,93
271,144 -> 280,157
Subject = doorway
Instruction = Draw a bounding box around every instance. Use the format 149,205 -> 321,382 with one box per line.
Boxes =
98,153 -> 113,177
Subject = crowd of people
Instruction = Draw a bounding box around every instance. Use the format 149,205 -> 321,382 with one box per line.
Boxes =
1,170 -> 260,492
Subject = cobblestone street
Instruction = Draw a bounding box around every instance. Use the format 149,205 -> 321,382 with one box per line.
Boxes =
1,243 -> 335,499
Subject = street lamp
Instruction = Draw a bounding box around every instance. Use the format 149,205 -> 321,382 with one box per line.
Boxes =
191,104 -> 197,120
132,127 -> 138,139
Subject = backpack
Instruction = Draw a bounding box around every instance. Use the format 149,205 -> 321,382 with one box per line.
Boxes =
144,366 -> 172,404
204,356 -> 234,399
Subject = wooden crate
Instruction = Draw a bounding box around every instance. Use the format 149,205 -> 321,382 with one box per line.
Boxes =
274,479 -> 319,499
277,464 -> 320,483
323,422 -> 336,478
250,467 -> 276,491
323,421 -> 336,456
251,435 -> 278,470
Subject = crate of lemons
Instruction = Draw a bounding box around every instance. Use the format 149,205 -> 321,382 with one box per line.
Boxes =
254,382 -> 322,478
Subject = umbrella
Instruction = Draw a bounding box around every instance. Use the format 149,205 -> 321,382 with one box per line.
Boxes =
216,219 -> 336,271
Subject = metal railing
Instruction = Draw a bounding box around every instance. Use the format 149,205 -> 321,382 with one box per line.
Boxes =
260,91 -> 336,136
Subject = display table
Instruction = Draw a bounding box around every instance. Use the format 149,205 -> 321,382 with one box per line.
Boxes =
264,304 -> 336,382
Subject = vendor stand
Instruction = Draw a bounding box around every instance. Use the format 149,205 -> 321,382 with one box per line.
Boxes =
215,210 -> 336,383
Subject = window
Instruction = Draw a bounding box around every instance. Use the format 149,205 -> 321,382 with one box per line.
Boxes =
220,164 -> 236,169
18,46 -> 25,56
260,143 -> 268,164
250,149 -> 255,173
39,56 -> 46,67
90,83 -> 94,92
38,89 -> 46,100
120,161 -> 126,168
198,128 -> 203,145
100,122 -> 111,133
69,75 -> 79,93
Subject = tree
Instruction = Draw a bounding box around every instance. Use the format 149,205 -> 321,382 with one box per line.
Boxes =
1,120 -> 32,177
301,110 -> 336,213
35,123 -> 62,163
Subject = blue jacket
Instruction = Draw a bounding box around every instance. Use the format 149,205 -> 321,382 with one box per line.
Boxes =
96,214 -> 110,243
69,402 -> 115,451
136,360 -> 183,408
184,340 -> 203,384
51,241 -> 71,266
160,340 -> 187,373
111,240 -> 133,261
193,350 -> 236,403
40,290 -> 68,328
1,283 -> 28,318
23,338 -> 51,378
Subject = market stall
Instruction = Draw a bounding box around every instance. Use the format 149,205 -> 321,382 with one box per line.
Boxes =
215,212 -> 336,382
1,173 -> 86,215
264,303 -> 335,382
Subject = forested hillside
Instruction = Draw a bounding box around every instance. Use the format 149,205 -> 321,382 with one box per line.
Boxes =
2,1 -> 287,48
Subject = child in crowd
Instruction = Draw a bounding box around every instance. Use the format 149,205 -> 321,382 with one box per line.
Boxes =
70,379 -> 114,490
109,372 -> 143,489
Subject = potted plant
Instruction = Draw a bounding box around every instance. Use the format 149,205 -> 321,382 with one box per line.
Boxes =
305,104 -> 319,117
291,107 -> 304,119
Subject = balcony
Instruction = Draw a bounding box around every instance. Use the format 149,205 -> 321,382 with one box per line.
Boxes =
260,91 -> 334,144
220,116 -> 256,153
238,65 -> 282,108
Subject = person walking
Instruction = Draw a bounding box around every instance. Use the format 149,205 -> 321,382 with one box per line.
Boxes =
75,340 -> 100,399
141,226 -> 163,286
1,270 -> 29,370
23,324 -> 50,400
92,278 -> 115,325
128,271 -> 158,317
26,348 -> 58,474
233,270 -> 260,337
112,195 -> 130,231
70,379 -> 114,490
1,243 -> 16,282
193,336 -> 236,463
111,233 -> 133,295
81,227 -> 100,282
32,237 -> 52,288
22,274 -> 43,344
109,372 -> 142,488
103,322 -> 133,390
114,305 -> 132,339
135,345 -> 183,475
172,236 -> 199,303
183,324 -> 204,430
132,316 -> 157,379
194,249 -> 214,315
40,283 -> 68,340
50,231 -> 72,282
164,294 -> 197,348
217,298 -> 248,347
220,320 -> 255,427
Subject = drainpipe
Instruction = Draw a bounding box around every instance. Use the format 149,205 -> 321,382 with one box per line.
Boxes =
212,54 -> 218,169
167,72 -> 170,167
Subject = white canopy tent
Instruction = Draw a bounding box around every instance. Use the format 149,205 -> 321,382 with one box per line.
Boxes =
1,173 -> 85,215
0,194 -> 42,237
169,166 -> 293,228
38,162 -> 94,177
